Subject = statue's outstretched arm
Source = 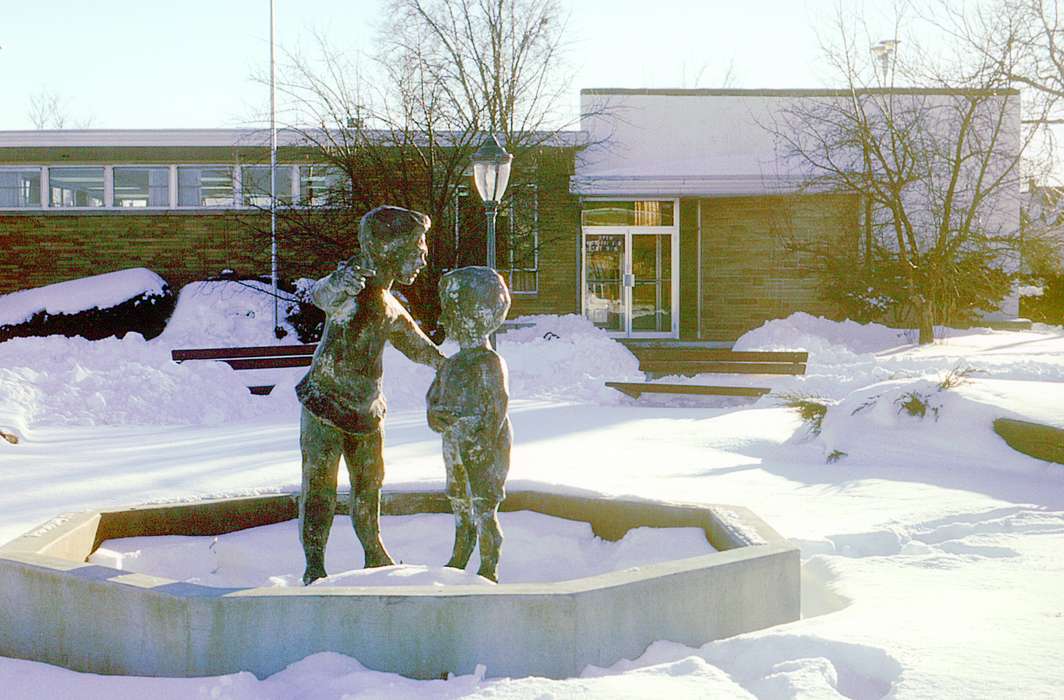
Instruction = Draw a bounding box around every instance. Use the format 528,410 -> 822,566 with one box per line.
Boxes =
391,310 -> 446,369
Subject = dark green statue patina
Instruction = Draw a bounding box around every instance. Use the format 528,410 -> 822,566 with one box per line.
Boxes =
296,205 -> 445,585
426,266 -> 512,582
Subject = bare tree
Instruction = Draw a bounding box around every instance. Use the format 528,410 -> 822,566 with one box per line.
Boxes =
27,89 -> 95,129
763,8 -> 1053,343
249,0 -> 586,335
935,1 -> 1064,104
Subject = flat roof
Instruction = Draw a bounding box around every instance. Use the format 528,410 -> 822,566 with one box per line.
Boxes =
582,87 -> 1021,97
0,128 -> 587,149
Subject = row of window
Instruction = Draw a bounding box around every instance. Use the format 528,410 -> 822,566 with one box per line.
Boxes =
0,165 -> 344,209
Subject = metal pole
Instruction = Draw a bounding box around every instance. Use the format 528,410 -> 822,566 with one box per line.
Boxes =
485,201 -> 498,349
485,201 -> 497,267
270,0 -> 281,337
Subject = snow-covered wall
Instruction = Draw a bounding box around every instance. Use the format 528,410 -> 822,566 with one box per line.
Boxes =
576,89 -> 1021,206
576,88 -> 1023,317
575,90 -> 805,196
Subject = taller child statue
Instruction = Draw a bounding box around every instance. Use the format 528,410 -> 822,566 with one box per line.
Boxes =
296,205 -> 445,585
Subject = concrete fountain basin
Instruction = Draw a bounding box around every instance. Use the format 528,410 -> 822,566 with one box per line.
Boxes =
0,490 -> 799,679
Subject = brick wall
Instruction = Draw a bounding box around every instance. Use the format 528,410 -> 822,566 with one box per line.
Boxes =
695,193 -> 858,341
508,148 -> 581,318
0,146 -> 582,312
0,211 -> 275,294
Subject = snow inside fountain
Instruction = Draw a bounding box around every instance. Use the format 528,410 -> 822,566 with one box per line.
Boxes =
89,511 -> 716,588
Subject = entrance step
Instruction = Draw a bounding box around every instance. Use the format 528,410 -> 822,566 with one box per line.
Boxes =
605,382 -> 771,399
621,346 -> 808,378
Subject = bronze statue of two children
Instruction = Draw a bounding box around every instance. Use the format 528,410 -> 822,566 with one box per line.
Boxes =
296,205 -> 512,585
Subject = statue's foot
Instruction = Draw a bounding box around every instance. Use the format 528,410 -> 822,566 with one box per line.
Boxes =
363,551 -> 395,568
444,553 -> 470,570
302,566 -> 327,586
476,566 -> 498,583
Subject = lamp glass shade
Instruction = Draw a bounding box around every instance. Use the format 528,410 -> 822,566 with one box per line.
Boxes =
471,135 -> 513,204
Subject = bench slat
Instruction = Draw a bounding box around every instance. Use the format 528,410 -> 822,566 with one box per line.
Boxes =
172,343 -> 318,362
638,360 -> 807,376
222,356 -> 314,371
605,382 -> 771,399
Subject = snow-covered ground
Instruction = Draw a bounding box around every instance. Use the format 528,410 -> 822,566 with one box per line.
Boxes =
1,295 -> 1063,698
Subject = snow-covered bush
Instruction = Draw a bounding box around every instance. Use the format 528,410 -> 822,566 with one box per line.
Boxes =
777,393 -> 830,436
284,278 -> 326,343
156,279 -> 304,348
0,268 -> 175,343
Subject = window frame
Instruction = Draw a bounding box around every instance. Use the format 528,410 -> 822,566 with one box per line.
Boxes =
296,164 -> 347,207
240,164 -> 299,208
0,166 -> 45,209
498,183 -> 540,295
47,165 -> 107,209
110,165 -> 173,209
176,164 -> 238,209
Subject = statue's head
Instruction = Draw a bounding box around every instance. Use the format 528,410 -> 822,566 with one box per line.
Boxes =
358,206 -> 431,285
438,266 -> 511,347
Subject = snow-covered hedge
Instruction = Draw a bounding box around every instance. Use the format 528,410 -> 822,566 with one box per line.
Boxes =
0,268 -> 175,343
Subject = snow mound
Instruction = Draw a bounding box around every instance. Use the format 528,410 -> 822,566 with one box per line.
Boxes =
735,312 -> 912,363
814,376 -> 1062,477
0,309 -> 643,430
157,280 -> 302,348
0,268 -> 168,327
0,335 -> 278,428
501,314 -> 642,403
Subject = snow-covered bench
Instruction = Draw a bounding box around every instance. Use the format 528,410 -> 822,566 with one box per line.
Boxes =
606,349 -> 808,400
171,343 -> 317,395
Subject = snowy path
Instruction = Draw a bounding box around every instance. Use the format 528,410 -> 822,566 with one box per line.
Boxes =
2,400 -> 1062,698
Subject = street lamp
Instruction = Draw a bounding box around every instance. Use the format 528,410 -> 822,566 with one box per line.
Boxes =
471,134 -> 513,268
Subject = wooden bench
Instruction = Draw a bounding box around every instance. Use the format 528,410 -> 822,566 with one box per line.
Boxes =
170,319 -> 538,396
171,343 -> 317,395
606,348 -> 808,400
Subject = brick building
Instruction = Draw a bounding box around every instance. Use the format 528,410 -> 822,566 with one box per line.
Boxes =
0,89 -> 1021,341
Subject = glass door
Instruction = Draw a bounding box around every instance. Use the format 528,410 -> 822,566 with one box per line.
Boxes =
582,229 -> 676,337
581,199 -> 678,338
630,233 -> 672,334
583,232 -> 626,333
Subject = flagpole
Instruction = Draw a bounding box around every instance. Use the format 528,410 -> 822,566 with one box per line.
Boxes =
270,0 -> 281,337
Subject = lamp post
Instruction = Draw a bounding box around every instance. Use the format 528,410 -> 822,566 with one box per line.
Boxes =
471,134 -> 513,268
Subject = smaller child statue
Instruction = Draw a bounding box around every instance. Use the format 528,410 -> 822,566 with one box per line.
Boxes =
426,266 -> 512,582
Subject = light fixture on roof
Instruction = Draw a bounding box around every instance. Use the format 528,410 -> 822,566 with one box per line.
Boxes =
871,40 -> 900,79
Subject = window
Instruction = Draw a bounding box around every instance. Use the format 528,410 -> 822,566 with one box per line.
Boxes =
298,165 -> 346,206
49,167 -> 104,207
241,165 -> 293,207
496,184 -> 539,294
0,169 -> 41,208
113,167 -> 169,208
580,200 -> 675,227
178,166 -> 234,207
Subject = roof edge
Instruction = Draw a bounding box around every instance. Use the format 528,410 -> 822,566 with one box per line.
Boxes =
581,87 -> 1021,97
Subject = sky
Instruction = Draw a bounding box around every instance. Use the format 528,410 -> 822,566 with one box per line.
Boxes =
0,0 -> 900,130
